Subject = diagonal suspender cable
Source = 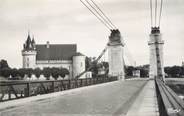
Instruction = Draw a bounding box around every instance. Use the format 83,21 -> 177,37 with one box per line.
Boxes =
85,0 -> 114,29
89,0 -> 117,29
80,0 -> 111,30
158,0 -> 163,27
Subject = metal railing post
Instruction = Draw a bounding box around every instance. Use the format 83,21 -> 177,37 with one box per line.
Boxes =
8,87 -> 11,100
27,83 -> 30,97
51,81 -> 54,92
68,80 -> 71,89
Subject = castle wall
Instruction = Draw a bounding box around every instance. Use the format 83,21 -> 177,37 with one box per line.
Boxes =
22,37 -> 85,80
72,55 -> 86,79
36,60 -> 73,78
22,51 -> 37,69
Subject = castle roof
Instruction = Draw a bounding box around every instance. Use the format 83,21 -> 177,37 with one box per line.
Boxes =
73,52 -> 85,56
36,44 -> 77,61
23,32 -> 36,51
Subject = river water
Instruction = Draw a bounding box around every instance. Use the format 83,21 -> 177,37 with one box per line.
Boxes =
168,84 -> 184,100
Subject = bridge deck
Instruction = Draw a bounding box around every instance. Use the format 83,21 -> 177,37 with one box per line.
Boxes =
0,79 -> 159,116
126,80 -> 159,116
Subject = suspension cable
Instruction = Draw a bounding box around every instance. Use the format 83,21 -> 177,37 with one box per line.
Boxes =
150,0 -> 153,27
155,0 -> 157,27
85,0 -> 114,29
80,0 -> 111,30
89,0 -> 117,29
150,0 -> 163,28
158,0 -> 163,27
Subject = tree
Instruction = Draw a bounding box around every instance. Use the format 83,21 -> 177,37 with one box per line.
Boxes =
168,66 -> 181,77
102,62 -> 109,69
134,65 -> 149,77
63,68 -> 69,75
90,62 -> 98,77
125,66 -> 134,76
0,59 -> 10,77
140,69 -> 148,77
25,68 -> 33,78
101,62 -> 109,75
181,67 -> 184,76
1,68 -> 11,78
10,68 -> 18,79
164,66 -> 171,77
18,68 -> 26,79
85,57 -> 92,69
0,59 -> 9,69
43,67 -> 51,80
51,68 -> 60,80
34,68 -> 42,79
59,68 -> 69,79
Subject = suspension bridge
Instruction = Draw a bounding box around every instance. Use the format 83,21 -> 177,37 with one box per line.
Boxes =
0,0 -> 184,116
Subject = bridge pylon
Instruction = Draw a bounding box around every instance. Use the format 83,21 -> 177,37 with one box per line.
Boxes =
148,27 -> 165,81
108,29 -> 125,80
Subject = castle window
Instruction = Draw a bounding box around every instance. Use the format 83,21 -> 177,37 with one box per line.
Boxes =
27,58 -> 29,68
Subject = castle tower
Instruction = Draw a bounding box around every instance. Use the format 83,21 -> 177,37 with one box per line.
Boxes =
108,30 -> 125,80
148,27 -> 165,81
22,33 -> 37,69
72,53 -> 86,79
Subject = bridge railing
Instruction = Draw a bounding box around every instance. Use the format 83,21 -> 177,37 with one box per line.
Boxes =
155,78 -> 184,116
0,76 -> 118,102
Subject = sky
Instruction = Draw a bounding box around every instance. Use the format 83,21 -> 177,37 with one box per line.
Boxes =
0,0 -> 183,68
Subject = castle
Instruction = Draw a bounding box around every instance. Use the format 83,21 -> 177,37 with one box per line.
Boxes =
22,33 -> 86,79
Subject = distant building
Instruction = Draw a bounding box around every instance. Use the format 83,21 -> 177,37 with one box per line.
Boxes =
133,70 -> 140,77
98,67 -> 106,75
22,33 -> 86,79
182,61 -> 184,67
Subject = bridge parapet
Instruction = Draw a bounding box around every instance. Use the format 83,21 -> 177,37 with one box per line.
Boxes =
0,76 -> 118,102
155,78 -> 184,116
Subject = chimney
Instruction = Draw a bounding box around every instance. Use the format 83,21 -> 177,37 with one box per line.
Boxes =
46,41 -> 50,48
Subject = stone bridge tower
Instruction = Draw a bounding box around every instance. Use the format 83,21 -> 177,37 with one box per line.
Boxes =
108,30 -> 125,80
148,27 -> 165,81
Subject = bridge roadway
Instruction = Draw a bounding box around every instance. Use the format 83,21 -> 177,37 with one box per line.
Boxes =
0,78 -> 159,116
